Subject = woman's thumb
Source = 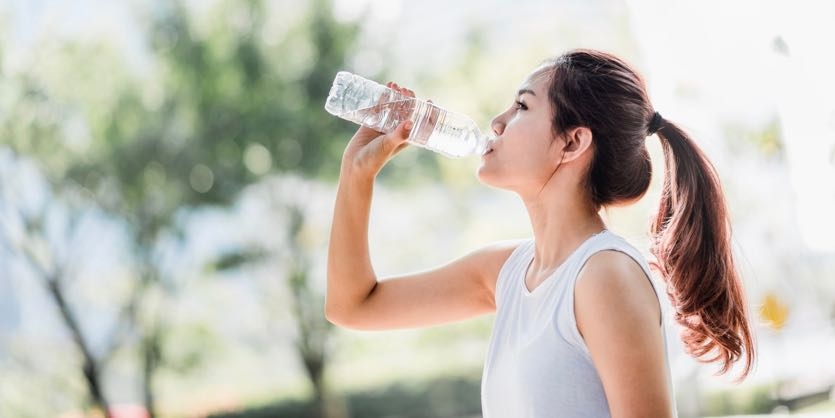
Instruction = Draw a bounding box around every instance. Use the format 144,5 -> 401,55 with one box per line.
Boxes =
398,120 -> 413,139
385,120 -> 412,150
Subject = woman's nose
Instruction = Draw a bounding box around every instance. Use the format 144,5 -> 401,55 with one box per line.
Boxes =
491,114 -> 505,136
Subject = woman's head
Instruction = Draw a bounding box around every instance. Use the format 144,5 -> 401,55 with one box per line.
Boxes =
482,49 -> 755,379
480,50 -> 655,207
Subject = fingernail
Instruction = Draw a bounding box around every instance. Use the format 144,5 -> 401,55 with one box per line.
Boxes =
404,120 -> 413,131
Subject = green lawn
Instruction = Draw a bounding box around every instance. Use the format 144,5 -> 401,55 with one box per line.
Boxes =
795,398 -> 835,413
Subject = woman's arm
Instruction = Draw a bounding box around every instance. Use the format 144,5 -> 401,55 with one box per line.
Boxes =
325,83 -> 515,330
575,251 -> 674,418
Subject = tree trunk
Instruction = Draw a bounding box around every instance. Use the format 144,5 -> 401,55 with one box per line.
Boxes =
45,277 -> 112,417
141,332 -> 161,418
302,351 -> 326,418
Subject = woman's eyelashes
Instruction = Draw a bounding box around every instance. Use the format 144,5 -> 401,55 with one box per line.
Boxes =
514,99 -> 528,111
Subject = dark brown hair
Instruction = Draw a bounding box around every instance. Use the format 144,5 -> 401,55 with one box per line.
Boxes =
545,49 -> 755,378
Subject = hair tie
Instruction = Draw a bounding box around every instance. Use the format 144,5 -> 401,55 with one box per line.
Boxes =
648,111 -> 663,135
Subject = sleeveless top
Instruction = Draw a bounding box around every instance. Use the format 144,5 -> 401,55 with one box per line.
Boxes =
481,230 -> 677,417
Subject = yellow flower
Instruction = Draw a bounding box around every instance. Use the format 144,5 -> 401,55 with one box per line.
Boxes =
759,292 -> 789,331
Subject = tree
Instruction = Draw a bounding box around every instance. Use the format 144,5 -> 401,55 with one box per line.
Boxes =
0,0 -> 362,415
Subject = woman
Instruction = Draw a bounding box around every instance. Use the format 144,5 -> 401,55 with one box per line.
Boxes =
326,49 -> 755,417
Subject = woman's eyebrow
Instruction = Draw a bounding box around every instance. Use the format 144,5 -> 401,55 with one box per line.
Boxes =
517,88 -> 536,97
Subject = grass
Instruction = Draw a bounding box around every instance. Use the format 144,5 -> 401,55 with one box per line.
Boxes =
795,398 -> 835,413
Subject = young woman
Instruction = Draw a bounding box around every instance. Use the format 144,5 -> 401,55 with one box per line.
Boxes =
326,49 -> 755,418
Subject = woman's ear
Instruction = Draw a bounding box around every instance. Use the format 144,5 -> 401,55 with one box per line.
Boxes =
559,126 -> 593,163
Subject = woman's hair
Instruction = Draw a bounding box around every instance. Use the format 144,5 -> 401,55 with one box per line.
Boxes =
544,49 -> 755,379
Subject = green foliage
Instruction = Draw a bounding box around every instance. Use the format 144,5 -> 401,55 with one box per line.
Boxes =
1,0 -> 364,230
0,0 -> 372,414
207,246 -> 270,273
724,117 -> 784,160
208,375 -> 482,418
163,323 -> 220,374
797,398 -> 835,413
702,384 -> 778,416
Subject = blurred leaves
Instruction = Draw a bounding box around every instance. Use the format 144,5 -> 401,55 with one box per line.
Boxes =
1,0 -> 365,415
163,323 -> 219,374
0,0 -> 364,223
206,246 -> 270,274
724,117 -> 784,160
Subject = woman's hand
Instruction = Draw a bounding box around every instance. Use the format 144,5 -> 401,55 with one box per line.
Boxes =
340,82 -> 415,180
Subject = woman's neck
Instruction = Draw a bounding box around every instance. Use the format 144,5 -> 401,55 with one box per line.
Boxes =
521,183 -> 606,274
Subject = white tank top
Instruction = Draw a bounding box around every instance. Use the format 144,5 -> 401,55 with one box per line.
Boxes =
481,230 -> 677,417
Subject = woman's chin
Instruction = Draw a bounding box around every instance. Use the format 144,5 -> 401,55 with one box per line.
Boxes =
476,165 -> 499,187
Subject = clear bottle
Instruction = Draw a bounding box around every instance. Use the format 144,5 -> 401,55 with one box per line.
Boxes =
324,71 -> 491,158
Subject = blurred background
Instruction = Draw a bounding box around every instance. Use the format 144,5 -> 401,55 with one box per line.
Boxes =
1,0 -> 834,417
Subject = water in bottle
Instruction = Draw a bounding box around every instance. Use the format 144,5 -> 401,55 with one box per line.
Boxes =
324,71 -> 491,158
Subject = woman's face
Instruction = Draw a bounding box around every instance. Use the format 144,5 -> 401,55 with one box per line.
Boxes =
477,66 -> 565,194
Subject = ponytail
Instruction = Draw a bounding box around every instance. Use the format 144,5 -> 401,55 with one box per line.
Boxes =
651,119 -> 755,379
543,49 -> 755,378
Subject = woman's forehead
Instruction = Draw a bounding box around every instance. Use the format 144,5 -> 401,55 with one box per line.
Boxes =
519,65 -> 554,95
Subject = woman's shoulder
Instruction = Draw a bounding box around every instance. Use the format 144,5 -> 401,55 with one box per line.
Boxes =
467,238 -> 532,270
577,231 -> 654,291
461,239 -> 532,289
574,240 -> 662,325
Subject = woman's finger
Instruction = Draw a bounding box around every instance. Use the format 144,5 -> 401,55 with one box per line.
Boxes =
393,141 -> 410,155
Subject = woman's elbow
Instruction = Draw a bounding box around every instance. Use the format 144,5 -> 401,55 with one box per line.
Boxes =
324,299 -> 345,325
324,300 -> 361,328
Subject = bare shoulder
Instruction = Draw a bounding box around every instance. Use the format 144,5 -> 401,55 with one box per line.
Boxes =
469,239 -> 526,261
466,239 -> 526,274
575,250 -> 660,327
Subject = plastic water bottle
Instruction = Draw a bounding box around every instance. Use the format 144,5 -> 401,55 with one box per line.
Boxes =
324,71 -> 491,158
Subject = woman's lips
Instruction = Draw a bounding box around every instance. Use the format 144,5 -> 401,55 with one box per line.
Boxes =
482,138 -> 497,156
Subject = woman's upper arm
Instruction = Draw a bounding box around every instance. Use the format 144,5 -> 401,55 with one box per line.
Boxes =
328,240 -> 521,330
574,251 -> 673,418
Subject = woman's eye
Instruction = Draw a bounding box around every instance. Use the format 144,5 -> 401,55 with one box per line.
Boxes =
514,100 -> 528,111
